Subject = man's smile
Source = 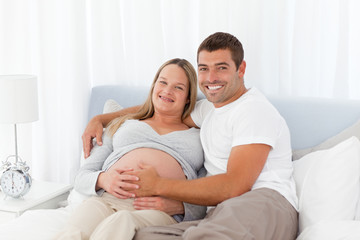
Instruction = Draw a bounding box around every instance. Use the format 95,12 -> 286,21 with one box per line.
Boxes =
206,85 -> 223,91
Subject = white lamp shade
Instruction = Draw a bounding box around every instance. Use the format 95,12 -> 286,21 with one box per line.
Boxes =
0,75 -> 39,124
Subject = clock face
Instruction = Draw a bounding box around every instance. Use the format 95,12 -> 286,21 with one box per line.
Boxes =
0,170 -> 28,198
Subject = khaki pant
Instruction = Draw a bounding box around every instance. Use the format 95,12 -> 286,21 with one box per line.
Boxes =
55,192 -> 177,240
134,188 -> 298,240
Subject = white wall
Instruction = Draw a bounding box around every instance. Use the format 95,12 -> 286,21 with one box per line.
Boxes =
0,0 -> 359,183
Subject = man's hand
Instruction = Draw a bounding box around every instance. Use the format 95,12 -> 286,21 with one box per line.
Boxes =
82,116 -> 104,158
82,106 -> 142,158
97,167 -> 139,199
133,197 -> 184,216
130,163 -> 162,197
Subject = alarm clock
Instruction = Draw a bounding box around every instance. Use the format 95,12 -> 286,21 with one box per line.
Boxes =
0,155 -> 32,198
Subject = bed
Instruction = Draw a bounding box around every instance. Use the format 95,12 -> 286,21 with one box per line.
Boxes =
1,85 -> 360,240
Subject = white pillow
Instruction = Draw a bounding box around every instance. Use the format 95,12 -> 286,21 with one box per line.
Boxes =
68,99 -> 123,207
102,99 -> 123,114
293,136 -> 360,234
296,220 -> 360,240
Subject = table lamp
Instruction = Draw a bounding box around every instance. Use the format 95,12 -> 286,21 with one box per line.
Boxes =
0,75 -> 39,198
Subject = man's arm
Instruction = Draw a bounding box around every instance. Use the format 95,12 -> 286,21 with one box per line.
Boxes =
82,106 -> 197,157
82,106 -> 140,158
132,143 -> 271,206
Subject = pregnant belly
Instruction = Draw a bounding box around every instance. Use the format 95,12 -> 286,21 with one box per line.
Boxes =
108,148 -> 186,180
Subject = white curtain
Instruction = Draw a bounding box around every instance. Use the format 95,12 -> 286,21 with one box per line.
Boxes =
1,0 -> 359,184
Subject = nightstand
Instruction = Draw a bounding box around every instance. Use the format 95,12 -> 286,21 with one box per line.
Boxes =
0,180 -> 72,224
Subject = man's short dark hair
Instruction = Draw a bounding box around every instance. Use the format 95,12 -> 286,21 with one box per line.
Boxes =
197,32 -> 244,70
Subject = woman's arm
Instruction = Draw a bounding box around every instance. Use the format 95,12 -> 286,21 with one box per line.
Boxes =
76,133 -> 139,198
74,134 -> 114,195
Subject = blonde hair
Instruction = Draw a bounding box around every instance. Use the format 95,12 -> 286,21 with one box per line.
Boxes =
107,58 -> 197,137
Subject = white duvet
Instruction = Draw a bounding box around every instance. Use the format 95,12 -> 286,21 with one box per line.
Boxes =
1,192 -> 360,240
2,209 -> 360,240
0,190 -> 85,240
0,206 -> 72,240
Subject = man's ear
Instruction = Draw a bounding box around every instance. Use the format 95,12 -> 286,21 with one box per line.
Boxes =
238,60 -> 246,78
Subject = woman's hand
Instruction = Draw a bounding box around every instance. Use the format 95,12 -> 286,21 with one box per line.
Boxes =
82,115 -> 104,158
97,167 -> 139,199
133,197 -> 184,216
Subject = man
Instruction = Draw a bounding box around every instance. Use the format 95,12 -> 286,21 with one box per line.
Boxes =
82,32 -> 298,239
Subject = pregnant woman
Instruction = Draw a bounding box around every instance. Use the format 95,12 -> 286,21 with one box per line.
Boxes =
55,58 -> 205,240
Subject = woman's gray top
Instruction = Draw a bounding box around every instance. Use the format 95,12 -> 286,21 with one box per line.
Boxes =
75,119 -> 206,221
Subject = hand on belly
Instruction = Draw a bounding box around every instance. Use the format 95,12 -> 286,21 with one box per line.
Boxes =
109,148 -> 186,180
96,167 -> 139,199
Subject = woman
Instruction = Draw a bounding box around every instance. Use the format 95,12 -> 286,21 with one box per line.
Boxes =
55,58 -> 205,240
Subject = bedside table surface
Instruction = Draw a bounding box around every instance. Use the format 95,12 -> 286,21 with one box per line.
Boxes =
0,180 -> 72,212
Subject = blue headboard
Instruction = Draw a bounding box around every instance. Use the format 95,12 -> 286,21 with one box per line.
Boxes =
89,85 -> 360,150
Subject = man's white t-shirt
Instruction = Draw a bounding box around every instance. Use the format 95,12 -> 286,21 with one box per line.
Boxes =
191,88 -> 298,210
